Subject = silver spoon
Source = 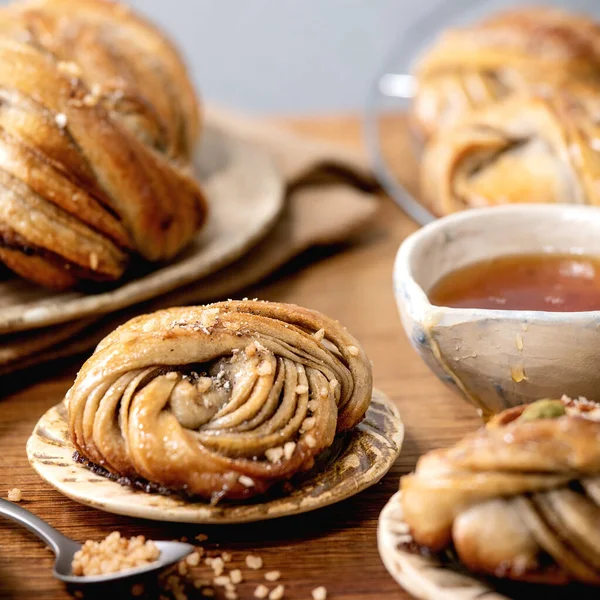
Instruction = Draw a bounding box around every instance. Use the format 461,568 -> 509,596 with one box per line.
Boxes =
0,498 -> 195,585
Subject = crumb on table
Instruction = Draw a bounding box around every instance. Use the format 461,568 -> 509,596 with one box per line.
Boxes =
7,488 -> 22,502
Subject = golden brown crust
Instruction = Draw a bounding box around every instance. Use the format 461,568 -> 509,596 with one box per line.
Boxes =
420,92 -> 600,216
66,301 -> 373,501
400,397 -> 600,585
412,7 -> 600,139
0,0 -> 207,288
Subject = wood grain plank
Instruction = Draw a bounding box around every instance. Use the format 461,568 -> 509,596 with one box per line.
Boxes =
0,115 -> 481,600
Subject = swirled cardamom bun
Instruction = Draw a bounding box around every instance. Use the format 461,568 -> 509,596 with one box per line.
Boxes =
67,301 -> 373,501
412,7 -> 600,140
420,92 -> 600,216
401,397 -> 600,585
0,0 -> 207,289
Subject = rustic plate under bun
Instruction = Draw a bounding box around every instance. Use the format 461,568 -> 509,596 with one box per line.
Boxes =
27,389 -> 404,524
0,121 -> 284,335
378,491 -> 509,600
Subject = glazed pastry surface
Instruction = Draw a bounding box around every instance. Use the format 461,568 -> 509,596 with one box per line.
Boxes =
401,397 -> 600,584
0,0 -> 206,289
412,7 -> 600,139
420,93 -> 600,216
67,301 -> 373,501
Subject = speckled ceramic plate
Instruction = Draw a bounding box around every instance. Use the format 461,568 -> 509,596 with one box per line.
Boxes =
27,389 -> 404,524
0,121 -> 284,335
378,492 -> 510,600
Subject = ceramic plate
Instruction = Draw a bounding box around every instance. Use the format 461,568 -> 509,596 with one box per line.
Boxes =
27,389 -> 404,524
0,121 -> 284,335
378,492 -> 600,600
378,491 -> 509,600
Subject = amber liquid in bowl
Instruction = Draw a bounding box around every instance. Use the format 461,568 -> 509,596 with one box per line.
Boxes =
429,254 -> 600,311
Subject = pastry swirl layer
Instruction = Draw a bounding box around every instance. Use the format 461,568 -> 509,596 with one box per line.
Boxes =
401,397 -> 600,584
0,0 -> 206,288
67,301 -> 373,501
412,7 -> 600,140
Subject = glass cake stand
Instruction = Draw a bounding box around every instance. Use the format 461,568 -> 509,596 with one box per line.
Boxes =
364,0 -> 600,226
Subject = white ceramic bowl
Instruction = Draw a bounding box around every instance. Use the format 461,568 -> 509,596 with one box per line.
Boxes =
394,204 -> 600,417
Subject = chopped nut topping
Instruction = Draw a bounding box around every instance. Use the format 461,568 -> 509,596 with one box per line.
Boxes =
230,569 -> 243,584
246,554 -> 263,570
245,342 -> 257,357
258,362 -> 273,376
313,328 -> 325,342
312,586 -> 327,600
211,557 -> 225,576
55,113 -> 68,129
319,387 -> 328,399
329,379 -> 339,393
305,435 -> 317,448
7,488 -> 22,502
309,400 -> 320,411
239,475 -> 255,487
283,441 -> 296,460
295,385 -> 309,395
200,308 -> 220,328
269,584 -> 285,600
196,377 -> 212,393
301,417 -> 315,432
71,532 -> 159,576
57,61 -> 82,76
265,447 -> 284,463
265,570 -> 281,582
254,584 -> 269,599
347,345 -> 360,356
165,372 -> 179,381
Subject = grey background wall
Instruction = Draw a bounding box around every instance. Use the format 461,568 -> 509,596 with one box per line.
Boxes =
8,0 -> 600,114
126,0 -> 439,114
124,0 -> 600,114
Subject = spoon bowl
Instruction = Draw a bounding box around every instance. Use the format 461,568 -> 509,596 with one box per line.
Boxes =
0,498 -> 194,585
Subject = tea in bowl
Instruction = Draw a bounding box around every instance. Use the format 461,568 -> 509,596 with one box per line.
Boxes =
393,204 -> 600,417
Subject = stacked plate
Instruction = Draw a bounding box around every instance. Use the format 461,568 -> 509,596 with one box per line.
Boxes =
0,123 -> 285,377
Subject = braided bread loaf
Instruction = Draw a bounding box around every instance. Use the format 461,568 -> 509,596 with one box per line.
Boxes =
0,0 -> 206,289
412,7 -> 600,140
401,397 -> 600,585
420,92 -> 600,216
67,301 -> 373,501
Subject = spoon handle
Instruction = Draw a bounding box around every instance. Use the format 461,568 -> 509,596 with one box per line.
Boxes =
0,498 -> 77,556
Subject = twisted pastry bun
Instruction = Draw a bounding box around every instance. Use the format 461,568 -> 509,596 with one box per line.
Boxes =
0,0 -> 206,289
67,301 -> 373,501
412,7 -> 600,140
401,397 -> 600,585
420,92 -> 600,216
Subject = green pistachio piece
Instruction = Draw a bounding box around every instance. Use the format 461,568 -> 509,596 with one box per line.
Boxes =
519,399 -> 566,422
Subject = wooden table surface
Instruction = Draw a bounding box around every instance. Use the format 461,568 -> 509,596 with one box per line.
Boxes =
0,115 -> 482,600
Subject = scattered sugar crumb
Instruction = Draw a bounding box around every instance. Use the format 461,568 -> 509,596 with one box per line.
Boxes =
265,570 -> 281,582
55,113 -> 68,128
312,586 -> 327,600
246,554 -> 263,570
269,584 -> 285,600
7,488 -> 22,502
